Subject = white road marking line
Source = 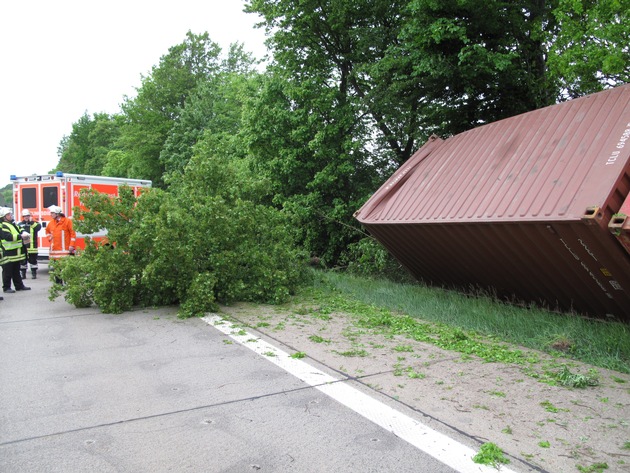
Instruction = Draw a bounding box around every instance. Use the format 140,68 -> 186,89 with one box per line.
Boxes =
202,314 -> 518,473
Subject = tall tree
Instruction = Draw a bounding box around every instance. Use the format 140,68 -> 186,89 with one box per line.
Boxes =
159,44 -> 260,182
400,0 -> 558,134
548,0 -> 630,98
119,31 -> 222,187
56,112 -> 122,175
245,0 -> 427,263
244,70 -> 381,263
247,0 -> 427,167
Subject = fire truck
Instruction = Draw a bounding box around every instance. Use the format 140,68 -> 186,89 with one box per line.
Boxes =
10,172 -> 152,258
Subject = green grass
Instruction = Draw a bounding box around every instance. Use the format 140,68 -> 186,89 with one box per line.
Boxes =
472,442 -> 510,468
308,270 -> 630,374
577,463 -> 609,473
555,365 -> 599,388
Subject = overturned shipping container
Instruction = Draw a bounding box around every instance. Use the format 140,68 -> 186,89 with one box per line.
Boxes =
355,85 -> 630,321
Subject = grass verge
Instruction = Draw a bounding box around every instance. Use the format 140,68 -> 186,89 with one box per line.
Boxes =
304,270 -> 630,374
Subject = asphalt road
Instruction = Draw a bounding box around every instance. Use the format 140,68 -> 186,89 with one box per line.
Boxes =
0,264 -> 479,473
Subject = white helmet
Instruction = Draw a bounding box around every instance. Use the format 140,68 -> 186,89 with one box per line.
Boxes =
48,205 -> 63,215
22,209 -> 32,217
0,207 -> 13,218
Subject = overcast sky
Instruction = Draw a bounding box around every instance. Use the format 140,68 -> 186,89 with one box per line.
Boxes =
0,0 -> 268,186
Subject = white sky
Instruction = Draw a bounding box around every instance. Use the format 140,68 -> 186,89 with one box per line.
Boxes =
0,0 -> 268,186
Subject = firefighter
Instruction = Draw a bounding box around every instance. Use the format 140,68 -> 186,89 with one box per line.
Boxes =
0,207 -> 31,293
19,209 -> 42,279
45,205 -> 76,284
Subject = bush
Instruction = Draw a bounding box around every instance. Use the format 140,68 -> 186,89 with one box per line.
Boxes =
51,180 -> 308,316
342,237 -> 415,283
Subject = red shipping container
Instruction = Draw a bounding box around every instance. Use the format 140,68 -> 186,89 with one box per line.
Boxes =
355,84 -> 630,320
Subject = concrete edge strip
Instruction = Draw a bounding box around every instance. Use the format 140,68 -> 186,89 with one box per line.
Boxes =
202,314 -> 518,473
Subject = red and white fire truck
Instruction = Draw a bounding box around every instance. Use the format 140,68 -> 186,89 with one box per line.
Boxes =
10,172 -> 152,258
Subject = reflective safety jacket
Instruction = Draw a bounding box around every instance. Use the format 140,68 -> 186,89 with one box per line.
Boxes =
45,216 -> 76,259
19,219 -> 42,254
0,220 -> 25,264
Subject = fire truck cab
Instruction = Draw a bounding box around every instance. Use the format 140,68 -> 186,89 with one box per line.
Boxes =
10,172 -> 152,258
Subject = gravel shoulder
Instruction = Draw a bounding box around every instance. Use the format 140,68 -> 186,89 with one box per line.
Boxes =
218,301 -> 630,473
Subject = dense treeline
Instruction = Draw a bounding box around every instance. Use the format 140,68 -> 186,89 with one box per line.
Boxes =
53,0 -> 629,314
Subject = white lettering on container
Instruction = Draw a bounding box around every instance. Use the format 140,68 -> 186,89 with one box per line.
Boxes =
607,124 -> 630,165
560,238 -> 580,260
610,280 -> 623,291
578,239 -> 598,261
559,238 -> 612,298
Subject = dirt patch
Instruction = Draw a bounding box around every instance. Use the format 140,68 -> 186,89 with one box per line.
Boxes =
219,302 -> 630,473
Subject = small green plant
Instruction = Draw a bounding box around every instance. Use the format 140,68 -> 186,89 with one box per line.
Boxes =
611,375 -> 626,383
222,339 -> 233,345
549,335 -> 574,353
622,441 -> 630,450
406,368 -> 425,379
472,442 -> 510,468
540,400 -> 568,413
290,351 -> 306,359
538,440 -> 550,448
502,426 -> 513,434
263,351 -> 276,357
294,306 -> 310,316
308,335 -> 330,344
333,349 -> 369,357
555,366 -> 599,388
577,462 -> 608,473
393,345 -> 414,352
489,390 -> 506,398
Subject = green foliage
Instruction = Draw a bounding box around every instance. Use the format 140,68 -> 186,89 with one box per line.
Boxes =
119,32 -> 223,187
308,335 -> 330,344
161,48 -> 260,182
247,0 -> 430,165
51,153 -> 308,316
341,237 -> 415,283
0,184 -> 11,206
179,272 -> 219,318
577,463 -> 609,473
56,112 -> 123,176
316,270 -> 630,374
50,186 -> 157,313
549,0 -> 629,98
244,73 -> 379,265
555,365 -> 600,388
472,442 -> 510,468
244,0 -> 432,264
401,0 -> 557,133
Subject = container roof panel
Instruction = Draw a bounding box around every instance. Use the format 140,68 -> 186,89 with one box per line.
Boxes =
357,84 -> 630,225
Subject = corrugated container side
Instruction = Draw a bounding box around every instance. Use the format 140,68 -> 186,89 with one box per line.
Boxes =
366,221 -> 630,318
356,85 -> 630,320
